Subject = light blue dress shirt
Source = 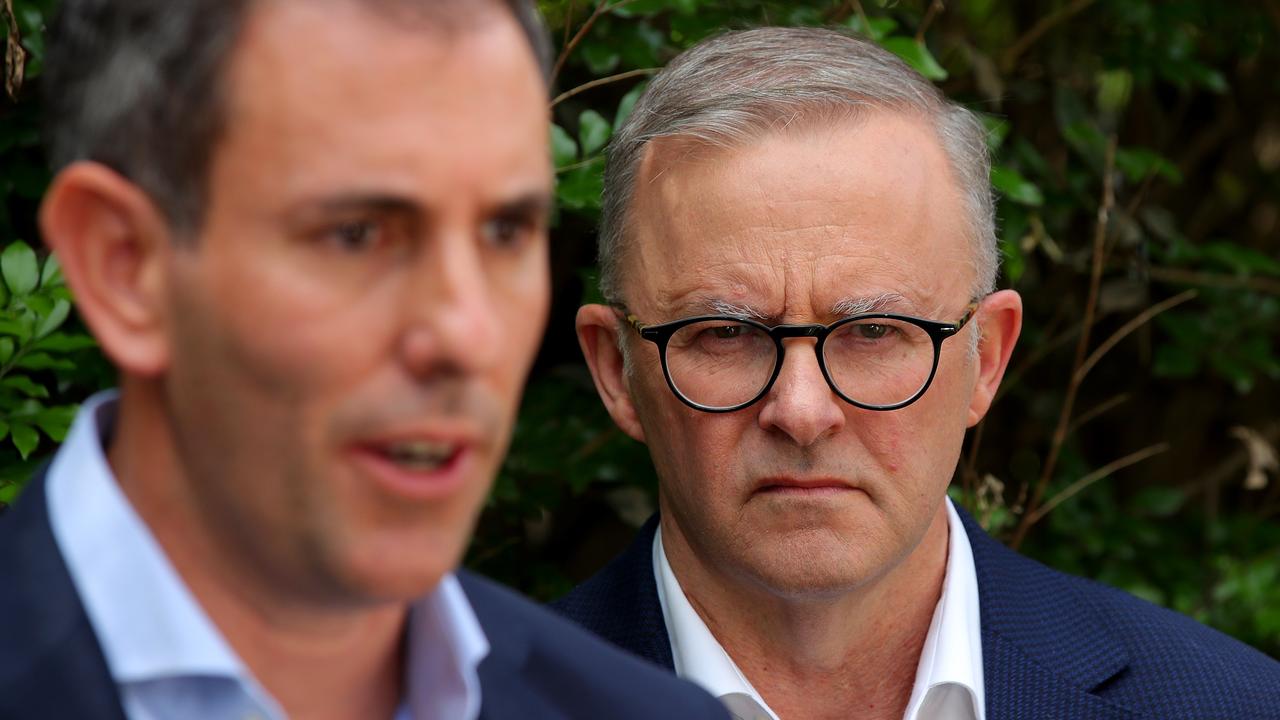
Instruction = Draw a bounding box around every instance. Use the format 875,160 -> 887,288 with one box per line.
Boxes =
45,391 -> 490,720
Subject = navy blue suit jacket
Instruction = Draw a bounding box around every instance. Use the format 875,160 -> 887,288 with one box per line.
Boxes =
552,513 -> 1280,719
0,474 -> 728,720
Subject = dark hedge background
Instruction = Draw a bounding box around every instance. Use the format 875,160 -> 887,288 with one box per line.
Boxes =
1,0 -> 1277,657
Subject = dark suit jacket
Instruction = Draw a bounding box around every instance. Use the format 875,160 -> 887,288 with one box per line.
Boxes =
552,512 -> 1280,719
0,474 -> 728,720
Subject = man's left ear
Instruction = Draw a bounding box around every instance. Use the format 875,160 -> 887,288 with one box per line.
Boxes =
967,289 -> 1022,426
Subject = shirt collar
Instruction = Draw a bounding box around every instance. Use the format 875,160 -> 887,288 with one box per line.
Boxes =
46,391 -> 254,685
47,391 -> 490,720
653,497 -> 984,720
903,498 -> 985,720
404,574 -> 490,720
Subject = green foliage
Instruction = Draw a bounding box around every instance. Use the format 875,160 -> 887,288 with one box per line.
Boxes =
1,0 -> 1276,660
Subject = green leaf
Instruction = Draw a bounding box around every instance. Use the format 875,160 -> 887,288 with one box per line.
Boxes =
556,157 -> 606,211
22,293 -> 52,318
1,242 -> 40,297
32,406 -> 76,442
1153,344 -> 1201,378
40,253 -> 63,288
10,422 -> 39,460
614,82 -> 647,130
31,332 -> 98,353
0,337 -> 14,365
1131,487 -> 1186,517
1,375 -> 49,398
1201,242 -> 1280,276
990,166 -> 1045,206
1116,148 -> 1182,184
35,299 -> 70,338
581,41 -> 620,75
13,352 -> 75,371
578,109 -> 612,157
0,419 -> 9,442
844,14 -> 898,41
880,37 -> 948,82
1096,68 -> 1134,118
551,124 -> 578,169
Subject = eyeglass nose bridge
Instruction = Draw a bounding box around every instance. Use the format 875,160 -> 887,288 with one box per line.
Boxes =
769,323 -> 828,340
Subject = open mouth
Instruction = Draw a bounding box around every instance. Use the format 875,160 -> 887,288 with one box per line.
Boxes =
381,439 -> 460,472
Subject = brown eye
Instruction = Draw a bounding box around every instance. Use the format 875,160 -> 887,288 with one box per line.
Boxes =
482,212 -> 541,251
857,323 -> 890,339
327,220 -> 381,252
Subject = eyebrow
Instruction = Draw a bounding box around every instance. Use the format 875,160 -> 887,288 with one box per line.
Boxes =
831,292 -> 914,317
285,188 -> 553,225
489,191 -> 554,222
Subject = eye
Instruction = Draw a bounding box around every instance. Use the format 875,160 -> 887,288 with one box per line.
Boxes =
482,214 -> 535,250
710,324 -> 747,339
324,219 -> 382,253
856,323 -> 891,340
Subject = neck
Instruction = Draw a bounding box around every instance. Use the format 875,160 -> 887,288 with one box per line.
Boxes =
108,380 -> 407,720
662,503 -> 950,720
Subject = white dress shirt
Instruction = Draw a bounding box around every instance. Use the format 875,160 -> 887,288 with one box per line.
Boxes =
654,498 -> 984,720
46,391 -> 490,720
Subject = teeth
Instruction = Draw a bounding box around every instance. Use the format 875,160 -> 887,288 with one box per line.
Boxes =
385,440 -> 454,469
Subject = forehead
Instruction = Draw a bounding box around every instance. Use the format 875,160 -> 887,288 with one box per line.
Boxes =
624,112 -> 974,319
211,0 -> 549,208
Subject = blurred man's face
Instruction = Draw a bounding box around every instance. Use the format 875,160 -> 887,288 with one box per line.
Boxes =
162,1 -> 551,602
618,113 -> 988,597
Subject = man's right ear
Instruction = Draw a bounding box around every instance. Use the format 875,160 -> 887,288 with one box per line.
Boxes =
576,304 -> 646,443
39,162 -> 173,377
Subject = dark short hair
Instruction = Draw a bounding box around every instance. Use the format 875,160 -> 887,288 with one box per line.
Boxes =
42,0 -> 551,237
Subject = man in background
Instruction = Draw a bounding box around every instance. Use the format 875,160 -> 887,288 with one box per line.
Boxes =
0,1 -> 728,718
557,26 -> 1280,720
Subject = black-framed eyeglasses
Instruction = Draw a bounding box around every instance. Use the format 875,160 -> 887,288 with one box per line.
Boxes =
616,301 -> 980,413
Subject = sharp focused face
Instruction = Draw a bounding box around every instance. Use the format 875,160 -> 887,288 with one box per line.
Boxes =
160,1 -> 551,602
620,113 -> 984,596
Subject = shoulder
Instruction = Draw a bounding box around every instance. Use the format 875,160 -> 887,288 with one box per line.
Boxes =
547,516 -> 676,668
459,571 -> 726,720
1071,569 -> 1280,713
963,515 -> 1280,716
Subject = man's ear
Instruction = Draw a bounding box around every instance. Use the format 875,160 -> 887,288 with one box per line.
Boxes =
967,289 -> 1023,426
576,304 -> 646,443
39,162 -> 174,377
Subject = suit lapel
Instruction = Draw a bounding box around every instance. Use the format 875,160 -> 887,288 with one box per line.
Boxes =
958,507 -> 1139,720
0,472 -> 126,719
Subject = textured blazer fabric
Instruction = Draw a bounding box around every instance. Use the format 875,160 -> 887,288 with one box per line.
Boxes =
552,512 -> 1280,720
0,472 -> 729,720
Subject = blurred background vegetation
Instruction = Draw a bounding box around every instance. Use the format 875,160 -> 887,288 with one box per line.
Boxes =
2,0 -> 1277,656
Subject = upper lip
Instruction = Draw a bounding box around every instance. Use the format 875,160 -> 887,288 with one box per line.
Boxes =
349,423 -> 483,452
753,476 -> 856,492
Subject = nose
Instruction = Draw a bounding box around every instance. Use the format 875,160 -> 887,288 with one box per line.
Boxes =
755,338 -> 846,446
399,232 -> 502,379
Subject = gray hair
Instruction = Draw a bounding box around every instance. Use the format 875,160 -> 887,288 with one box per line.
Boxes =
43,0 -> 551,237
598,26 -> 998,303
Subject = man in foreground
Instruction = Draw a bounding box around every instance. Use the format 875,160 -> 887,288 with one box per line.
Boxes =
0,1 -> 728,718
556,26 -> 1280,720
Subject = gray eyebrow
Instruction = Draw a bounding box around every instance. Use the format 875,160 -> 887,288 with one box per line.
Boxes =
830,292 -> 911,316
707,299 -> 769,320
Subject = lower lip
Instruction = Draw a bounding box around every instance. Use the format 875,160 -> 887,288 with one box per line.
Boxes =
350,445 -> 473,501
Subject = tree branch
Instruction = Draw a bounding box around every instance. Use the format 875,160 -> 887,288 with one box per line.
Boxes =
1011,135 -> 1116,550
551,67 -> 659,108
1001,0 -> 1096,71
1025,442 -> 1171,526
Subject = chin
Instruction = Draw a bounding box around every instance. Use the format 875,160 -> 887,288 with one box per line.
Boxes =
738,528 -> 884,598
328,525 -> 471,604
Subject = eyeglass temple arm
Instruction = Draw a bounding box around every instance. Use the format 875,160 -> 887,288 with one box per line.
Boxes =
609,302 -> 648,332
953,300 -> 981,330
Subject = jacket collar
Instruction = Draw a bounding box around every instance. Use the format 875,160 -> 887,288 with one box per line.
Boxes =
0,470 -> 126,720
956,506 -> 1138,720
